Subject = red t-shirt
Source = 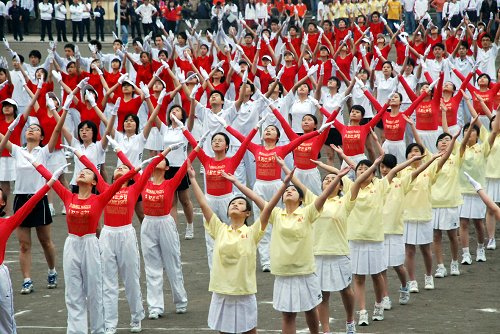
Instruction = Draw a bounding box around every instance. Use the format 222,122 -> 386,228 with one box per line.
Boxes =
0,114 -> 27,157
117,96 -> 143,131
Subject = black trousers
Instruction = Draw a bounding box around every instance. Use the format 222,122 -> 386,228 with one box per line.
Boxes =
56,19 -> 67,41
142,22 -> 154,36
0,16 -> 4,39
41,19 -> 53,41
22,8 -> 30,34
82,18 -> 91,41
12,18 -> 23,40
130,20 -> 141,38
95,18 -> 104,41
72,20 -> 83,42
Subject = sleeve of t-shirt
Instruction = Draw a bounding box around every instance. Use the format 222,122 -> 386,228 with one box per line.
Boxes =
204,213 -> 223,239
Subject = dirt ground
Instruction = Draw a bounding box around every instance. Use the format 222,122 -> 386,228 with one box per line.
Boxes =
3,39 -> 500,333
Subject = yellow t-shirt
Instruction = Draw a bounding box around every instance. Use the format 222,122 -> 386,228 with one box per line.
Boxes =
401,162 -> 438,221
330,3 -> 341,20
386,0 -> 402,20
338,3 -> 348,18
269,203 -> 321,276
383,174 -> 413,235
371,0 -> 385,14
205,214 -> 265,295
347,178 -> 388,242
346,3 -> 356,17
459,126 -> 490,194
485,134 -> 500,179
431,153 -> 463,208
356,2 -> 368,16
311,192 -> 355,255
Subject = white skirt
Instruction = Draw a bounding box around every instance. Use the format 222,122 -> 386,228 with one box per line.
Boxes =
416,129 -> 440,153
382,139 -> 406,165
0,157 -> 16,181
404,220 -> 433,245
459,194 -> 486,219
207,293 -> 257,333
46,149 -> 68,173
273,274 -> 322,312
438,124 -> 460,137
432,207 -> 459,230
349,241 -> 386,275
315,255 -> 352,292
144,126 -> 164,151
486,178 -> 500,203
341,153 -> 367,180
384,234 -> 405,267
294,167 -> 322,196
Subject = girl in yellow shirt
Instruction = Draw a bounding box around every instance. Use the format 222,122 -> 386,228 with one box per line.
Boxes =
188,165 -> 267,334
258,166 -> 350,334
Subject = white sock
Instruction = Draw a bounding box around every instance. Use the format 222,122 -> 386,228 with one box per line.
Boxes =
23,278 -> 31,283
437,263 -> 445,268
48,268 -> 56,275
477,243 -> 484,249
462,247 -> 470,254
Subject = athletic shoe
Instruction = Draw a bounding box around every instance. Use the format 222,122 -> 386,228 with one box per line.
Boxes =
372,303 -> 384,321
408,280 -> 419,293
434,265 -> 447,278
104,328 -> 116,334
450,261 -> 460,276
49,203 -> 55,217
184,224 -> 194,240
130,321 -> 142,333
61,206 -> 66,215
47,272 -> 58,289
486,239 -> 496,250
476,248 -> 486,262
262,264 -> 271,272
176,307 -> 187,314
21,280 -> 34,294
358,310 -> 369,326
424,275 -> 434,290
346,321 -> 357,334
399,285 -> 410,305
148,311 -> 160,320
381,296 -> 392,310
461,252 -> 472,265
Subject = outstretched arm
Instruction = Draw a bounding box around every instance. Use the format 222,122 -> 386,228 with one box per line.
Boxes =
187,163 -> 214,223
350,155 -> 383,201
221,171 -> 266,211
259,170 -> 295,232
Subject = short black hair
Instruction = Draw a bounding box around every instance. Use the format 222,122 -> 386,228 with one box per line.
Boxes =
64,43 -> 75,52
209,90 -> 225,101
123,113 -> 140,134
382,154 -> 397,168
436,132 -> 452,147
212,132 -> 230,151
167,105 -> 187,126
433,43 -> 445,51
28,50 -> 42,59
351,104 -> 366,117
77,120 -> 98,143
406,143 -> 424,158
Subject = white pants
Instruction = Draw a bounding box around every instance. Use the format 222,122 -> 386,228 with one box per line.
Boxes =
417,129 -> 439,153
0,264 -> 16,334
230,145 -> 256,189
294,167 -> 322,196
205,193 -> 233,270
63,234 -> 105,334
141,215 -> 188,314
382,139 -> 406,165
253,180 -> 282,267
100,225 -> 144,329
65,107 -> 81,137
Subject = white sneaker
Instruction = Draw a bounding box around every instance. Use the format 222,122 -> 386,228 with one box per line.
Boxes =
261,264 -> 271,272
61,206 -> 66,215
148,311 -> 160,320
450,261 -> 460,276
461,252 -> 472,265
476,248 -> 486,262
49,203 -> 55,217
346,321 -> 357,334
381,296 -> 392,310
424,275 -> 434,290
184,224 -> 194,240
399,285 -> 410,305
486,239 -> 496,250
104,328 -> 116,334
358,310 -> 369,326
434,265 -> 447,278
130,321 -> 142,332
372,303 -> 384,321
176,307 -> 187,314
408,280 -> 419,293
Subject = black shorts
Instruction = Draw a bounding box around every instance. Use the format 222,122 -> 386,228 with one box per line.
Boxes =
360,117 -> 383,129
14,194 -> 52,228
71,185 -> 99,194
325,127 -> 343,146
165,166 -> 190,191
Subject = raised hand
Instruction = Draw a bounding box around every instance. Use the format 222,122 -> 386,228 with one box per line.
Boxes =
8,114 -> 22,132
51,163 -> 71,181
105,135 -> 121,152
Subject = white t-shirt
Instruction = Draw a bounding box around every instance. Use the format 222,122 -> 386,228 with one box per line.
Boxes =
477,44 -> 500,81
69,3 -> 84,21
352,85 -> 375,118
399,73 -> 418,104
135,4 -> 157,24
260,95 -> 291,143
11,145 -> 50,194
39,2 -> 54,20
160,124 -> 188,167
70,138 -> 106,186
195,102 -> 236,155
376,75 -> 399,106
320,91 -> 345,125
114,131 -> 146,167
289,96 -> 317,133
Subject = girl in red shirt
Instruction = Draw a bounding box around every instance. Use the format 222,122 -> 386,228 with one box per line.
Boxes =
32,152 -> 139,334
139,138 -> 197,319
125,51 -> 155,86
0,172 -> 57,334
0,68 -> 13,101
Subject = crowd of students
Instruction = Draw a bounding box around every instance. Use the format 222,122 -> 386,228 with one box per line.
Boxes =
0,6 -> 500,334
